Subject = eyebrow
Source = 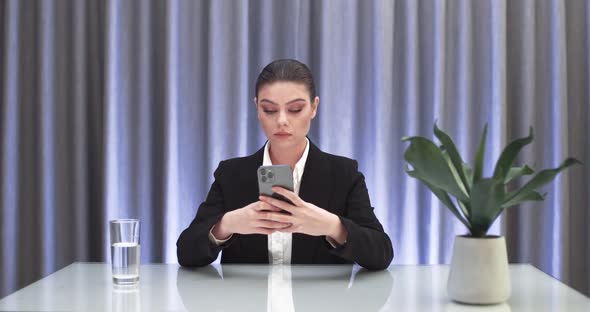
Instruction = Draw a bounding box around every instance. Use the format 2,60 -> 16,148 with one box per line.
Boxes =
259,98 -> 307,105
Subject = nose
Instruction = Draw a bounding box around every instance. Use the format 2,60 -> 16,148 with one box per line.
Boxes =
277,110 -> 288,126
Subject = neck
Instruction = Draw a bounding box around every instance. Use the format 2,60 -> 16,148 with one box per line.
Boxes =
269,139 -> 307,170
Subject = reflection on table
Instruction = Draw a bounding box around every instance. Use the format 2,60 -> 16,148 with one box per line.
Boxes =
0,263 -> 588,311
176,264 -> 393,312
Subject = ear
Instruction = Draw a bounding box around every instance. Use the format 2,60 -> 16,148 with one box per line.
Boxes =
310,96 -> 319,119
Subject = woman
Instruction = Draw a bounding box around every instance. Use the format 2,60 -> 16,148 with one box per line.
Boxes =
177,59 -> 393,270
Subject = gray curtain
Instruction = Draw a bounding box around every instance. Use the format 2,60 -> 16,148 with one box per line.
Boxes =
1,0 -> 589,299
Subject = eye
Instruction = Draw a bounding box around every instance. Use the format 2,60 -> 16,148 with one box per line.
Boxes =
288,109 -> 302,113
263,110 -> 277,114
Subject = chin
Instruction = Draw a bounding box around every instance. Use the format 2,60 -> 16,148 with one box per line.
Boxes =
271,137 -> 301,148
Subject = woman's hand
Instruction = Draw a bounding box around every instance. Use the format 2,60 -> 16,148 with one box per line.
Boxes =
212,201 -> 292,239
258,187 -> 349,244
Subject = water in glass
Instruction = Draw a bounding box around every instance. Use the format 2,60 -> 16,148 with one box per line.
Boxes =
111,242 -> 140,285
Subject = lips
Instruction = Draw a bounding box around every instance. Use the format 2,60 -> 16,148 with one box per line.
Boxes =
274,132 -> 292,138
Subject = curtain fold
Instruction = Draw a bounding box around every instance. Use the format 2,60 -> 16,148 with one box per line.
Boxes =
1,0 -> 588,299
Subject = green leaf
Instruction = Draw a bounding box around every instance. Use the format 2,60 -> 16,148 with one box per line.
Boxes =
502,158 -> 581,208
403,136 -> 469,202
504,165 -> 534,184
462,162 -> 474,190
501,190 -> 545,209
457,199 -> 471,220
441,153 -> 473,219
470,178 -> 506,237
492,127 -> 534,181
473,123 -> 488,184
406,168 -> 471,230
441,151 -> 469,199
434,123 -> 470,194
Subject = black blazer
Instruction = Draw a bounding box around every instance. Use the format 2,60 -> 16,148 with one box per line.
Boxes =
176,141 -> 394,270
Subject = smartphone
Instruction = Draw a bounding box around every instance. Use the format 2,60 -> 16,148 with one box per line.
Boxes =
257,165 -> 294,206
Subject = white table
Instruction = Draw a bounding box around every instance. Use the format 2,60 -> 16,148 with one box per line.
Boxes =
0,263 -> 588,311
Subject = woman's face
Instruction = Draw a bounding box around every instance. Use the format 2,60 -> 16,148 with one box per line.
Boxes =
256,81 -> 319,151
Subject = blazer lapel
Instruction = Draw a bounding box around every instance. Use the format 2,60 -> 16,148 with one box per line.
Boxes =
292,141 -> 332,264
240,145 -> 269,263
298,141 -> 333,210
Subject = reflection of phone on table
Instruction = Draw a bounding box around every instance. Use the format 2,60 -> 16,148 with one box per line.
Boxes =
257,165 -> 294,207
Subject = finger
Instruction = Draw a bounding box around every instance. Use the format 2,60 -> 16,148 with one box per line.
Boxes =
254,201 -> 275,211
271,187 -> 305,206
255,201 -> 284,213
265,205 -> 284,212
277,225 -> 298,233
260,211 -> 294,223
258,196 -> 296,213
256,220 -> 291,229
254,227 -> 277,235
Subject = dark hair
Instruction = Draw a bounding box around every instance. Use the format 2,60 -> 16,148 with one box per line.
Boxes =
255,59 -> 316,101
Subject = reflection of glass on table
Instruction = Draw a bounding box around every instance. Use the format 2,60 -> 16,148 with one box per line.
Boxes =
112,284 -> 140,312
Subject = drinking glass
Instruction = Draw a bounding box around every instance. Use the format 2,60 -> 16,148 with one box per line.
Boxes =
110,219 -> 140,285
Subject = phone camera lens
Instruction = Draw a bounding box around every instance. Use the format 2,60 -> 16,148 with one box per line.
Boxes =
261,176 -> 267,183
260,168 -> 266,175
267,171 -> 274,178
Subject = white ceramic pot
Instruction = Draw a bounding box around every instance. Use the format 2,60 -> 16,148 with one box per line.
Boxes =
447,235 -> 511,304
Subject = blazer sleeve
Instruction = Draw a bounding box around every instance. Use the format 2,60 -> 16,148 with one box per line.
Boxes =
329,162 -> 394,270
176,161 -> 235,266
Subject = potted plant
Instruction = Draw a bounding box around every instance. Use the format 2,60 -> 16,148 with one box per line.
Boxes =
402,123 -> 580,304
